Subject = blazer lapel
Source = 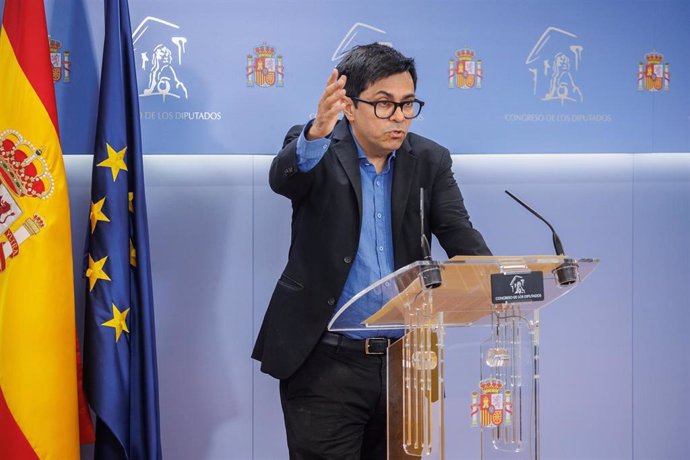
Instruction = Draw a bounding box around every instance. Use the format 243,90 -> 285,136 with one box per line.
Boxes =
392,136 -> 416,247
332,121 -> 362,218
331,120 -> 416,241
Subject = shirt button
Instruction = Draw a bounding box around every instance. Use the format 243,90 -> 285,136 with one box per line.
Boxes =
378,246 -> 384,251
375,181 -> 380,186
384,281 -> 390,287
343,256 -> 353,264
327,297 -> 335,306
376,212 -> 382,219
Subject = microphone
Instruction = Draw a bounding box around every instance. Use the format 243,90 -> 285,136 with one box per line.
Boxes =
504,190 -> 579,286
419,188 -> 442,289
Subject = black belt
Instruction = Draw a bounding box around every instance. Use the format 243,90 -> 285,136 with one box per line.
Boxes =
320,331 -> 391,355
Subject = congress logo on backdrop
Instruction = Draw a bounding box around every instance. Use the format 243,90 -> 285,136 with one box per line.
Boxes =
246,43 -> 284,88
449,49 -> 482,89
638,51 -> 670,91
525,27 -> 583,104
132,16 -> 221,122
505,26 -> 611,125
49,37 -> 71,83
331,22 -> 391,62
132,16 -> 189,101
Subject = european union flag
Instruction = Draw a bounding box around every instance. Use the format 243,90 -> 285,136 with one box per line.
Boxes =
83,0 -> 162,458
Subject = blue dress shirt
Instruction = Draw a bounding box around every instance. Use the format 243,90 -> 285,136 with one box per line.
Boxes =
296,123 -> 402,339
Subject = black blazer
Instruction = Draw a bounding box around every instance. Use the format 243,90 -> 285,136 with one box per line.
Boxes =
252,119 -> 490,379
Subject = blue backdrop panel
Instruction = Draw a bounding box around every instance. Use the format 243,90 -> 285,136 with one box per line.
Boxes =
12,0 -> 685,154
43,0 -> 102,154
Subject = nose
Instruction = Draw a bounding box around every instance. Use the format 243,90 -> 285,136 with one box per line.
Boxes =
389,104 -> 406,122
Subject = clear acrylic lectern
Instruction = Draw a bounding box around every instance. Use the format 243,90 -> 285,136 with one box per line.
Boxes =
329,255 -> 598,460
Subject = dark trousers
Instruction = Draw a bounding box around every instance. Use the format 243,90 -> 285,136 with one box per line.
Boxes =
279,340 -> 388,460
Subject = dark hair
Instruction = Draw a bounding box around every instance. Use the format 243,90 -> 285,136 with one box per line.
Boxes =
336,43 -> 417,99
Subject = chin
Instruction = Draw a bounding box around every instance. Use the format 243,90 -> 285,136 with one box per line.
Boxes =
387,139 -> 405,151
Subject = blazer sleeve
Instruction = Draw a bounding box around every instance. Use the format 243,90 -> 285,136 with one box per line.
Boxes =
269,124 -> 318,201
429,148 -> 492,257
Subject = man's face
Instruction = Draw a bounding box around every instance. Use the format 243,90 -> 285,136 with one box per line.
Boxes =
345,71 -> 415,160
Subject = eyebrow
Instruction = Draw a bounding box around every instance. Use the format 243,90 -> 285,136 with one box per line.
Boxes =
373,90 -> 416,100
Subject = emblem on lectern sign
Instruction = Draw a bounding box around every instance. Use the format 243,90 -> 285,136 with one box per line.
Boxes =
470,378 -> 512,428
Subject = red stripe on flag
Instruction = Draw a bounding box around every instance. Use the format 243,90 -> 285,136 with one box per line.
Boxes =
75,337 -> 95,444
0,389 -> 39,460
1,0 -> 60,133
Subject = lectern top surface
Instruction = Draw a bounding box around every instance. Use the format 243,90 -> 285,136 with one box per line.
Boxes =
328,255 -> 598,332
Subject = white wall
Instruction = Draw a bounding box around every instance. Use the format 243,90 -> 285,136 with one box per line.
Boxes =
66,153 -> 690,459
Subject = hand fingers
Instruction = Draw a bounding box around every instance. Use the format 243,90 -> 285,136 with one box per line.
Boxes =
319,89 -> 345,117
319,100 -> 344,120
322,73 -> 346,101
312,71 -> 347,137
318,75 -> 346,117
325,69 -> 346,87
325,68 -> 338,86
322,83 -> 346,106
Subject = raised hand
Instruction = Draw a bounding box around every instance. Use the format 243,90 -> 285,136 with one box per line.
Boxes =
307,69 -> 347,140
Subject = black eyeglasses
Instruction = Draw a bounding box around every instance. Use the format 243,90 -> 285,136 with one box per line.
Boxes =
350,97 -> 425,119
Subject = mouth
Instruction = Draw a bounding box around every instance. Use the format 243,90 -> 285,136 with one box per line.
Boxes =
387,129 -> 406,139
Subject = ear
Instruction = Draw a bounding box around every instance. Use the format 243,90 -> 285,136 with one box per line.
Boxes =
343,97 -> 355,122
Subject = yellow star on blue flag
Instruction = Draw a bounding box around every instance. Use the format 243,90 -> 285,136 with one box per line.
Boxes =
97,143 -> 128,181
101,303 -> 130,342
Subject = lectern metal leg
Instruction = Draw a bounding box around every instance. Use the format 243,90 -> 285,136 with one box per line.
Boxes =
532,310 -> 540,460
387,323 -> 444,459
388,337 -> 419,460
478,309 -> 540,460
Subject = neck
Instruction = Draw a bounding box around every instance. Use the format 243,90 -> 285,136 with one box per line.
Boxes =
366,154 -> 389,174
348,123 -> 392,174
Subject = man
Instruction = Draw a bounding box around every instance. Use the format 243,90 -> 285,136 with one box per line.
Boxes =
252,43 -> 490,459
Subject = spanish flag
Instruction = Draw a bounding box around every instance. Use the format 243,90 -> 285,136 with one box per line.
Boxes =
0,0 -> 82,458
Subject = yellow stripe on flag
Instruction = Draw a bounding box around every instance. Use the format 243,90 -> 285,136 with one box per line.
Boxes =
0,22 -> 79,460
